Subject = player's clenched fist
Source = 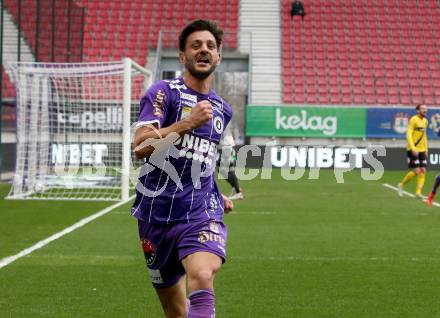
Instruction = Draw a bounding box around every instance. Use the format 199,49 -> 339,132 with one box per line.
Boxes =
187,100 -> 213,128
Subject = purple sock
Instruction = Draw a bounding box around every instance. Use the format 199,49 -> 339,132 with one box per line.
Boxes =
432,174 -> 440,194
187,289 -> 215,318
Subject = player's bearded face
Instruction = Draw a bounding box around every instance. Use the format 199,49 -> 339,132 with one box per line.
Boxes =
185,52 -> 217,80
418,105 -> 428,117
181,31 -> 220,80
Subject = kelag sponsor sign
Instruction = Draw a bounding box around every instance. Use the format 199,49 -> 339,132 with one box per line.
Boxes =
246,106 -> 366,138
366,108 -> 440,138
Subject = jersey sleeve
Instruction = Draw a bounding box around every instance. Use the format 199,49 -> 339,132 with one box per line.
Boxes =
406,117 -> 416,151
137,81 -> 171,129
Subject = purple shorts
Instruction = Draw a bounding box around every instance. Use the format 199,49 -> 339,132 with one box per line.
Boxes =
138,219 -> 227,288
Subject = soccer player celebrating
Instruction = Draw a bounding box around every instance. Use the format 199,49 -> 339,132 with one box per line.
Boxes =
131,20 -> 233,318
398,104 -> 428,198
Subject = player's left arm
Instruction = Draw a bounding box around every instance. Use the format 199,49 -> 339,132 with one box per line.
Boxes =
222,193 -> 233,213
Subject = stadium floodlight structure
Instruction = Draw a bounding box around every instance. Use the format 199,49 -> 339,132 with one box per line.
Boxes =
5,58 -> 152,201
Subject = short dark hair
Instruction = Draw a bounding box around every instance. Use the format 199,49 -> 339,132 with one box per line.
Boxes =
178,19 -> 223,51
416,104 -> 425,110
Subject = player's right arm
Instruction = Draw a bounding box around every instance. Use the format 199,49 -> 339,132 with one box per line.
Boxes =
222,193 -> 233,213
406,117 -> 418,156
133,97 -> 213,159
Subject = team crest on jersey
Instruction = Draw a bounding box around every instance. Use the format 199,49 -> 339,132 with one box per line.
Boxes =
213,116 -> 224,134
393,113 -> 409,134
141,239 -> 156,265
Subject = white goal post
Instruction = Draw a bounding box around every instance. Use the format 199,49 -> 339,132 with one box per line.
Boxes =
5,58 -> 152,201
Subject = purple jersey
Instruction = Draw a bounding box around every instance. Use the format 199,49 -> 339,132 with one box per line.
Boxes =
131,77 -> 232,224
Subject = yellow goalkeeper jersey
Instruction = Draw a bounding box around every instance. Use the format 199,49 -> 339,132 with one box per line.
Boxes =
406,115 -> 428,152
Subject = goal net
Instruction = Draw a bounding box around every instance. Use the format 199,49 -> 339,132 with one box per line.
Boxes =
5,58 -> 152,201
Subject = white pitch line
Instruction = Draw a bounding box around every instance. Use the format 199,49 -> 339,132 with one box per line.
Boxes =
383,183 -> 415,198
231,211 -> 277,215
231,255 -> 440,262
382,183 -> 440,207
0,195 -> 135,269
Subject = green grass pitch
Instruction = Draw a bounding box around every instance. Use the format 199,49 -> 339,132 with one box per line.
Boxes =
1,169 -> 440,317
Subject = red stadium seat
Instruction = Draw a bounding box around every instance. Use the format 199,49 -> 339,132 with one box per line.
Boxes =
341,95 -> 353,104
400,95 -> 411,105
294,93 -> 305,103
3,0 -> 241,65
424,96 -> 435,104
281,1 -> 439,105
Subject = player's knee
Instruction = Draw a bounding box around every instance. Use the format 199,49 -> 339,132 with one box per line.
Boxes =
189,268 -> 216,286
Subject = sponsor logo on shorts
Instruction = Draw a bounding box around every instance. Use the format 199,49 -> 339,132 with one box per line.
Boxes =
148,268 -> 163,284
141,239 -> 156,266
209,221 -> 220,234
198,231 -> 225,245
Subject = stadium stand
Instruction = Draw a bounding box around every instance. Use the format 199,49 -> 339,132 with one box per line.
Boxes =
3,0 -> 83,63
2,0 -> 440,106
78,0 -> 238,63
282,0 -> 440,105
2,0 -> 84,98
2,0 -> 239,98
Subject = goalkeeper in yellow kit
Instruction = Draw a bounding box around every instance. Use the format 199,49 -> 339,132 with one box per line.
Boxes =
398,104 -> 428,198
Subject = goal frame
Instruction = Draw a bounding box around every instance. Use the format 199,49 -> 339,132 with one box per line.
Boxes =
5,58 -> 152,201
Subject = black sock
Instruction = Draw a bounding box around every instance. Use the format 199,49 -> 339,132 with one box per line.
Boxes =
227,171 -> 240,193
